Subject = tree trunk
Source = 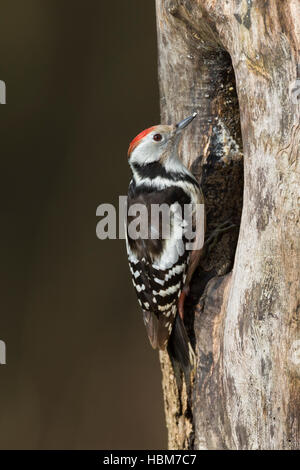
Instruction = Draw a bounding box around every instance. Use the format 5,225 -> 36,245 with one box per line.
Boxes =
156,0 -> 300,450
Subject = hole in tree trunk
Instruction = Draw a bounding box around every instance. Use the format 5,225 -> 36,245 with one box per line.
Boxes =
186,49 -> 244,346
187,49 -> 244,450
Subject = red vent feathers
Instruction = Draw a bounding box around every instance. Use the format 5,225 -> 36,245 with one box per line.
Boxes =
128,127 -> 155,157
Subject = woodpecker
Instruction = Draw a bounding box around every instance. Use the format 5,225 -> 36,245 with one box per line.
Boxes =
126,113 -> 205,380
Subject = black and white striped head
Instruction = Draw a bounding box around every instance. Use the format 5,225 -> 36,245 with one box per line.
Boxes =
127,113 -> 197,168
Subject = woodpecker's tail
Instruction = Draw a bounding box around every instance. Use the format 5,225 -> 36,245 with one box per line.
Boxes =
167,314 -> 195,390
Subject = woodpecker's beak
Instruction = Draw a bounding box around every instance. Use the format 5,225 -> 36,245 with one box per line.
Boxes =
176,112 -> 197,132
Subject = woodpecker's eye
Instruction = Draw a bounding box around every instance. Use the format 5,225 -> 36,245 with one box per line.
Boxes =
153,133 -> 162,142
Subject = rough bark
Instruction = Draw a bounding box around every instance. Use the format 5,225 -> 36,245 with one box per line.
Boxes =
156,0 -> 300,450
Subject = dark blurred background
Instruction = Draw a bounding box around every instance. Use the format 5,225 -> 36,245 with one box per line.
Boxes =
0,0 -> 166,449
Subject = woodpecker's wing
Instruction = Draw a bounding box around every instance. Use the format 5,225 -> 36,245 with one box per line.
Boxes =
142,309 -> 173,349
126,182 -> 191,349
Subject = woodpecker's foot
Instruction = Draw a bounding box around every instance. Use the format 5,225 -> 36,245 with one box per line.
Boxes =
178,286 -> 189,321
204,219 -> 236,253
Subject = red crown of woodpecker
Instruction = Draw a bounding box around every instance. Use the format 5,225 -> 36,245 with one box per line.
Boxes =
128,126 -> 156,157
